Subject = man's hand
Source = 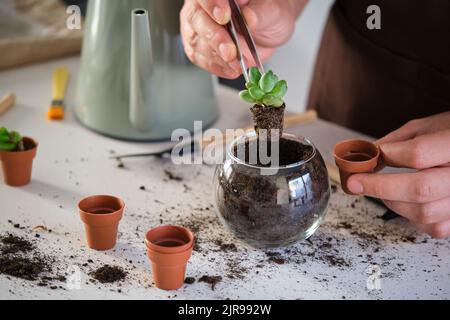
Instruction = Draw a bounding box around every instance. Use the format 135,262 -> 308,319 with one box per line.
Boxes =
180,0 -> 307,79
347,112 -> 450,238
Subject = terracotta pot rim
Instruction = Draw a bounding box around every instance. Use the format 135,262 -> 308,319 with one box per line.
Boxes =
78,195 -> 125,218
333,139 -> 380,166
145,225 -> 194,254
146,242 -> 194,256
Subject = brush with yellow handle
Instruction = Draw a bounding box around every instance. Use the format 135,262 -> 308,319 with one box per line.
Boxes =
47,67 -> 69,120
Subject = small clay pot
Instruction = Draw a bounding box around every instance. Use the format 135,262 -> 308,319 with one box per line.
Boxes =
0,137 -> 38,187
145,226 -> 194,290
333,139 -> 381,195
78,195 -> 124,250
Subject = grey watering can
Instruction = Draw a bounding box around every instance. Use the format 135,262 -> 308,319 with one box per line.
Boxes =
75,0 -> 217,141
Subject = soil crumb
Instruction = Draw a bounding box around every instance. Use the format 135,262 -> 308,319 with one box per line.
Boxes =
164,170 -> 183,181
214,239 -> 237,252
199,275 -> 222,291
91,265 -> 127,283
184,277 -> 196,284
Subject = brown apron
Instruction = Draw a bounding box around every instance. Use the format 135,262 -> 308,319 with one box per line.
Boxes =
308,0 -> 450,138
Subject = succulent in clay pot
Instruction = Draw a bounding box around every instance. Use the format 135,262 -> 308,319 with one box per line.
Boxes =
214,69 -> 330,248
239,67 -> 288,140
0,127 -> 38,187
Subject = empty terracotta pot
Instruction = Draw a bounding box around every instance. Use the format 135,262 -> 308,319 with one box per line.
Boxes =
78,195 -> 124,250
333,139 -> 381,195
145,226 -> 194,290
0,137 -> 37,187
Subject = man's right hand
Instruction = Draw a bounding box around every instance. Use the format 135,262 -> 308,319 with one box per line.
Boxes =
180,0 -> 307,79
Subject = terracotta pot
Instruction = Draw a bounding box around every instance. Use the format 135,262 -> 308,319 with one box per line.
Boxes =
78,195 -> 124,250
145,226 -> 194,290
0,137 -> 37,187
333,139 -> 381,195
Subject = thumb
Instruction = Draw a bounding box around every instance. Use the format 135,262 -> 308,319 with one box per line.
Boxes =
241,0 -> 295,47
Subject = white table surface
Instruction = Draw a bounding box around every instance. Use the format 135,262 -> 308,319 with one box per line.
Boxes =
0,57 -> 449,300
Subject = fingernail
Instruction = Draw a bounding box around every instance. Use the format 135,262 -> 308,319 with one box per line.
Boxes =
213,6 -> 225,24
219,43 -> 233,61
347,179 -> 363,194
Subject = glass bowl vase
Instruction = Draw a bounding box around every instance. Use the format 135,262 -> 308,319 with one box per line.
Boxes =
214,132 -> 330,248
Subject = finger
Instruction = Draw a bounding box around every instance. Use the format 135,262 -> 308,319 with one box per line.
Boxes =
414,220 -> 450,239
196,0 -> 231,25
189,5 -> 238,63
374,118 -> 425,145
347,167 -> 450,203
194,37 -> 241,76
236,34 -> 276,66
380,129 -> 450,169
384,197 -> 450,225
242,0 -> 296,47
193,50 -> 240,79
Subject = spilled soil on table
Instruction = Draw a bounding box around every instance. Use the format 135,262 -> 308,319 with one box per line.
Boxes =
0,233 -> 55,283
91,265 -> 127,283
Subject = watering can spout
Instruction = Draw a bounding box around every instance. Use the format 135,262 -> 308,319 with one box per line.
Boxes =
130,9 -> 153,131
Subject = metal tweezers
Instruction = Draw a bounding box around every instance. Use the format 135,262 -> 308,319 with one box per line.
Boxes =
226,0 -> 264,82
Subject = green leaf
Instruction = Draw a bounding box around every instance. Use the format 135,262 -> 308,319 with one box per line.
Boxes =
259,70 -> 278,93
245,82 -> 256,90
270,80 -> 288,99
239,90 -> 256,104
0,127 -> 8,136
248,67 -> 261,84
0,142 -> 17,151
262,94 -> 284,107
248,86 -> 265,100
272,99 -> 284,108
9,131 -> 22,144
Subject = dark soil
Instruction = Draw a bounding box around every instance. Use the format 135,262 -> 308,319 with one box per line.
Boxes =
164,170 -> 183,181
199,275 -> 222,291
214,239 -> 237,252
15,137 -> 36,152
218,137 -> 330,247
233,137 -> 314,166
268,257 -> 285,265
91,265 -> 127,283
0,256 -> 48,281
184,277 -> 196,284
250,104 -> 285,140
0,234 -> 33,254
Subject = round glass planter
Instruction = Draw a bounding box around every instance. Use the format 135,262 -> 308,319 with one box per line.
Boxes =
214,132 -> 330,248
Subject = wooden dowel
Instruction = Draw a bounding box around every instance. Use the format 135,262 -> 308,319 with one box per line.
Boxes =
284,110 -> 318,129
326,162 -> 341,184
202,110 -> 319,147
0,93 -> 15,116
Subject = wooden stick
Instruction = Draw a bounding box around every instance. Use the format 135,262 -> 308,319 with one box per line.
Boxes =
284,110 -> 318,128
202,110 -> 319,148
0,93 -> 15,116
326,161 -> 340,184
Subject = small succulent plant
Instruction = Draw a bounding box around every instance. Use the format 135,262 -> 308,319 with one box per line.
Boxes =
239,67 -> 288,108
0,127 -> 24,151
